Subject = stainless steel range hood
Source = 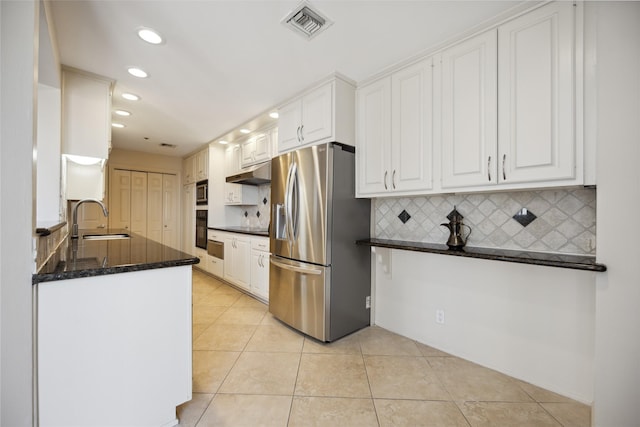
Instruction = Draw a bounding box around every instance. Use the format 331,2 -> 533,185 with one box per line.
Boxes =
226,161 -> 271,185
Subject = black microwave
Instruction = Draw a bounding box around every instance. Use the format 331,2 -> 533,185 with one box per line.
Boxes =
196,180 -> 208,205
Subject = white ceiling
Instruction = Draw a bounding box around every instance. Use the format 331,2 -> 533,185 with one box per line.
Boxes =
49,0 -> 525,158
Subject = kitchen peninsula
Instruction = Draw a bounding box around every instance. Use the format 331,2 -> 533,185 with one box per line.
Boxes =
33,229 -> 198,427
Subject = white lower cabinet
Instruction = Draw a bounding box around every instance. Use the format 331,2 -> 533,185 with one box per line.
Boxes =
250,237 -> 270,301
224,235 -> 251,291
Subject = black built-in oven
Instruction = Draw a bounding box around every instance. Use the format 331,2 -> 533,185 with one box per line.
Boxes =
195,210 -> 207,249
196,180 -> 208,205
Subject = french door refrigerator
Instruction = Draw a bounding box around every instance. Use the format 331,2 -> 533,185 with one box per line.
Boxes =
269,142 -> 371,342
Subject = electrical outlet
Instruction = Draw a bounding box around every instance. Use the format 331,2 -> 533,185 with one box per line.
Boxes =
365,296 -> 371,309
436,309 -> 445,325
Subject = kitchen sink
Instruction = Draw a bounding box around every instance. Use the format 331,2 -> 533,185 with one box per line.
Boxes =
82,233 -> 131,240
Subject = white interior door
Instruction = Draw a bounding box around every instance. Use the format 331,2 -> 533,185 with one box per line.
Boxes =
147,172 -> 163,243
109,169 -> 131,230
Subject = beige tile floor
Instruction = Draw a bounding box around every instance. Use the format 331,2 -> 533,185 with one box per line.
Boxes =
178,269 -> 591,427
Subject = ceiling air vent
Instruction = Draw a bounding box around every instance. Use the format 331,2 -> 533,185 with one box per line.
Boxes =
281,1 -> 333,40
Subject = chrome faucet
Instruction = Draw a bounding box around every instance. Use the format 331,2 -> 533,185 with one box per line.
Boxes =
71,198 -> 109,239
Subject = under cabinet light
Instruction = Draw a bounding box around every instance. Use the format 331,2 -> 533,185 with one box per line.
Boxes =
114,110 -> 131,116
269,112 -> 279,119
240,129 -> 251,134
112,123 -> 125,128
122,93 -> 140,101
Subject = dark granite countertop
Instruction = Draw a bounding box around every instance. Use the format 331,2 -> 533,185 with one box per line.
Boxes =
33,229 -> 200,284
357,238 -> 607,272
36,221 -> 67,236
209,226 -> 269,237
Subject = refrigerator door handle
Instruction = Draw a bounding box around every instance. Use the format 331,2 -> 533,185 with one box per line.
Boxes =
284,162 -> 295,242
270,258 -> 322,275
291,162 -> 300,240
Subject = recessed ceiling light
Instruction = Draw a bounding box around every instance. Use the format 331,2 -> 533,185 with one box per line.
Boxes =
137,27 -> 164,45
127,67 -> 148,78
112,123 -> 125,128
114,110 -> 131,116
269,112 -> 279,119
240,129 -> 251,134
122,93 -> 140,101
218,140 -> 228,145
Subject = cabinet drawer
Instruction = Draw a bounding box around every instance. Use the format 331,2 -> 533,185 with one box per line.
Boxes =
251,237 -> 269,252
208,255 -> 223,277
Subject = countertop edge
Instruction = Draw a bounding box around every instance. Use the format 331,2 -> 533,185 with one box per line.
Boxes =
209,226 -> 269,237
356,238 -> 607,272
33,257 -> 200,284
36,221 -> 67,236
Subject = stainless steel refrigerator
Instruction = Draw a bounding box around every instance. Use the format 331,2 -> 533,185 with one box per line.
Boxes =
269,142 -> 371,342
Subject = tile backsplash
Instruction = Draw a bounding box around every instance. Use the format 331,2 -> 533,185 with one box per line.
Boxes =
374,188 -> 596,255
240,184 -> 271,229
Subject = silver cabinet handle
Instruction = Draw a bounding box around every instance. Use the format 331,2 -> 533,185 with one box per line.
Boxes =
296,126 -> 302,142
384,171 -> 388,190
300,125 -> 304,142
392,170 -> 396,189
502,154 -> 506,180
488,156 -> 492,182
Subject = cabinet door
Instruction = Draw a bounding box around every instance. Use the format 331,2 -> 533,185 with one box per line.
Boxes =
182,184 -> 195,255
196,149 -> 208,180
301,83 -> 333,144
183,155 -> 196,184
356,77 -> 392,196
130,171 -> 148,236
251,250 -> 269,300
240,139 -> 256,167
162,174 -> 179,250
225,145 -> 240,177
62,69 -> 112,159
441,30 -> 498,188
147,173 -> 163,243
498,1 -> 576,184
234,238 -> 251,290
109,169 -> 131,230
391,59 -> 433,192
278,99 -> 302,153
223,236 -> 235,282
253,133 -> 270,163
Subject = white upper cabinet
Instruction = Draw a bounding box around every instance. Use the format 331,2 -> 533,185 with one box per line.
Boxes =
240,129 -> 272,168
440,29 -> 498,189
357,59 -> 433,196
61,67 -> 113,160
356,78 -> 391,195
278,77 -> 355,153
391,59 -> 433,193
357,1 -> 582,197
195,148 -> 208,181
225,144 -> 241,177
183,155 -> 196,184
497,1 -> 577,185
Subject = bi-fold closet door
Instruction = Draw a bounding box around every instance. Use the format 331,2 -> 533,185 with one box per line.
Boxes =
109,169 -> 179,249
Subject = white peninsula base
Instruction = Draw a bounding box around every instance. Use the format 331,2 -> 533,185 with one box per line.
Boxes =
36,266 -> 192,427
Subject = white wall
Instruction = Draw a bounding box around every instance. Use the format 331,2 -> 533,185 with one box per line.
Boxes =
0,0 -> 38,424
373,249 -> 596,402
592,2 -> 640,425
